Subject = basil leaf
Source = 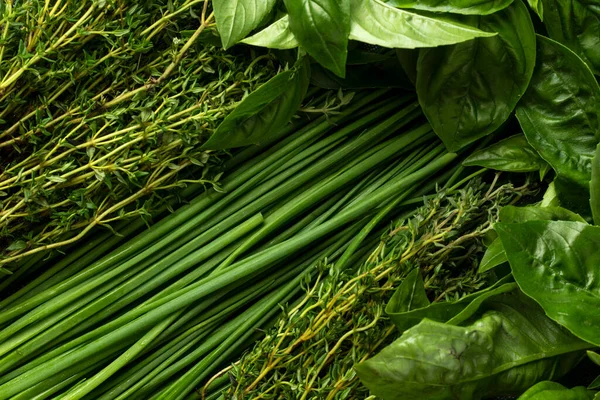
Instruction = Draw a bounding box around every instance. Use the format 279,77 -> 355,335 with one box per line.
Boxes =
357,289 -> 590,400
497,220 -> 600,346
284,0 -> 350,78
417,0 -> 536,151
499,205 -> 587,223
349,0 -> 496,49
386,268 -> 430,314
241,15 -> 299,49
516,36 -> 600,193
591,144 -> 600,225
480,205 -> 584,273
526,0 -> 543,20
585,352 -> 600,390
203,60 -> 310,150
463,134 -> 548,172
590,376 -> 600,390
541,181 -> 560,207
542,0 -> 600,75
478,237 -> 507,273
213,0 -> 277,49
589,350 -> 600,366
385,0 -> 514,15
518,381 -> 596,399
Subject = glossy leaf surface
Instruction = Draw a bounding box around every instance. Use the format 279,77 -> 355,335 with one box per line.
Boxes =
213,0 -> 277,48
418,0 -> 536,151
516,35 -> 600,191
284,0 -> 350,77
357,289 -> 589,400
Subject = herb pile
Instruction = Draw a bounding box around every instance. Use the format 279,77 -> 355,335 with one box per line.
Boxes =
0,90 -> 468,400
2,0 -> 600,398
0,0 -> 277,267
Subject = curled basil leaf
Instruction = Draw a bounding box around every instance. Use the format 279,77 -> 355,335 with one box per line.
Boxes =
417,0 -> 536,151
203,59 -> 310,150
463,134 -> 548,173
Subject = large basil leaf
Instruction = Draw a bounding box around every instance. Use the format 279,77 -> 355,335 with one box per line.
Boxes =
480,205 -> 585,273
518,381 -> 596,399
203,60 -> 310,150
591,144 -> 600,225
497,220 -> 600,346
241,15 -> 299,49
284,0 -> 350,78
213,0 -> 277,49
356,289 -> 591,400
542,0 -> 600,75
515,35 -> 600,193
463,134 -> 548,172
417,0 -> 536,151
385,0 -> 514,15
349,0 -> 496,49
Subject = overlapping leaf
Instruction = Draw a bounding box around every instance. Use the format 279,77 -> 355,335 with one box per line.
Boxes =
417,0 -> 536,151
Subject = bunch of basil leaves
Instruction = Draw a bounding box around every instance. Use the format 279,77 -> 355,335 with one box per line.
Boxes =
211,0 -> 600,398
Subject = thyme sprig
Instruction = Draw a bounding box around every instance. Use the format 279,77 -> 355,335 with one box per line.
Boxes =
0,0 -> 278,265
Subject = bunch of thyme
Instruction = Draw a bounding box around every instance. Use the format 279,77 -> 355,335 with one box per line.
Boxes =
217,178 -> 534,400
0,0 -> 278,265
